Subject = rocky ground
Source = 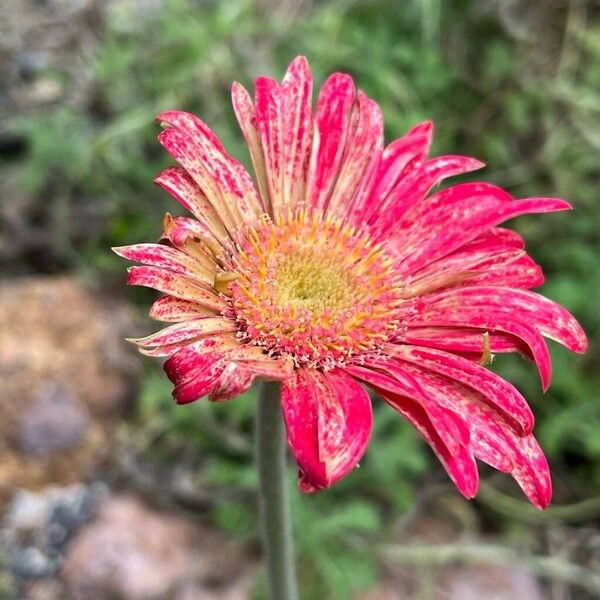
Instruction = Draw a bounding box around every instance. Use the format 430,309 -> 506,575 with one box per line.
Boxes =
0,276 -> 258,599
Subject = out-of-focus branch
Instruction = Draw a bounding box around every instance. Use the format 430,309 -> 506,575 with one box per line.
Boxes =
379,542 -> 600,594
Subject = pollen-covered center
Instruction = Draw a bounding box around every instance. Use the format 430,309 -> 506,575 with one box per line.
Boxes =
275,250 -> 355,313
229,212 -> 403,368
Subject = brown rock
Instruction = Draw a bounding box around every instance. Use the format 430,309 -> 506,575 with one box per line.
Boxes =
0,276 -> 140,506
62,494 -> 255,600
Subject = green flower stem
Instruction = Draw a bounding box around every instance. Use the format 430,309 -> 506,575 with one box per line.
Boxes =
256,380 -> 299,600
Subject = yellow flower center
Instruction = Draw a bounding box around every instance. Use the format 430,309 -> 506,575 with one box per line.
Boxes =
228,211 -> 404,368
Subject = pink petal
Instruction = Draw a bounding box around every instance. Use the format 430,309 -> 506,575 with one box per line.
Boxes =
409,305 -> 553,389
113,243 -> 214,284
388,363 -> 552,508
307,72 -> 356,213
127,316 -> 237,349
401,326 -> 529,356
224,344 -> 294,380
369,121 -> 434,213
345,363 -> 469,457
254,76 -> 284,219
467,226 -> 526,250
154,166 -> 227,243
164,337 -> 267,404
390,184 -> 571,276
208,363 -> 256,402
231,82 -> 270,211
421,286 -> 587,355
281,368 -> 372,490
126,265 -> 226,311
158,127 -> 242,235
371,155 -> 485,235
327,91 -> 384,222
280,56 -> 313,212
157,111 -> 262,222
465,253 -> 544,289
164,345 -> 227,405
351,363 -> 478,499
404,232 -> 544,296
149,296 -> 219,322
385,345 -> 535,435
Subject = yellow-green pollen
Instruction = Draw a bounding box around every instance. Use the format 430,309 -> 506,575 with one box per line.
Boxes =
228,212 -> 404,368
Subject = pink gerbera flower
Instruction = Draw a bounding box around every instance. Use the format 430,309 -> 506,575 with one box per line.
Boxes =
115,57 -> 586,509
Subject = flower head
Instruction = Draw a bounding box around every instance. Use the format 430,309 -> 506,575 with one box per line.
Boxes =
115,57 -> 586,508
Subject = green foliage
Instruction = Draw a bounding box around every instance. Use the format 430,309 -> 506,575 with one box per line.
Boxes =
9,0 -> 600,597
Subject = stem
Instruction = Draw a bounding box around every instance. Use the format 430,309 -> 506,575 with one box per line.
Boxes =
256,380 -> 299,600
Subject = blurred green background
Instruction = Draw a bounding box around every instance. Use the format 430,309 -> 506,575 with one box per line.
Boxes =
1,0 -> 599,598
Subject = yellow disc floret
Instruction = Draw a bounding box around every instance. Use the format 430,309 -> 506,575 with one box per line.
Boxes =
228,211 -> 404,368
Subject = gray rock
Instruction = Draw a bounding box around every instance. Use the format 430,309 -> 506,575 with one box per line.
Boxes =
63,493 -> 255,600
19,382 -> 90,456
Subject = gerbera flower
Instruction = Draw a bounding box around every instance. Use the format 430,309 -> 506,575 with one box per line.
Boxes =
115,57 -> 586,509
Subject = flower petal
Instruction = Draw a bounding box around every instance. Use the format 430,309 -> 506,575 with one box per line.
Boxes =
369,121 -> 434,212
345,363 -> 469,457
409,304 -> 553,389
371,155 -> 485,235
157,110 -> 262,222
113,243 -> 215,284
385,345 -> 535,435
390,184 -> 571,276
231,82 -> 270,212
149,296 -> 219,322
404,229 -> 545,296
154,166 -> 228,243
350,363 -> 478,499
386,362 -> 552,508
281,56 -> 313,213
127,316 -> 237,349
307,72 -> 356,213
126,265 -> 226,311
421,286 -> 587,355
327,91 -> 384,221
158,127 -> 243,236
401,326 -> 529,357
281,368 -> 372,490
254,76 -> 284,219
208,363 -> 256,402
164,344 -> 228,405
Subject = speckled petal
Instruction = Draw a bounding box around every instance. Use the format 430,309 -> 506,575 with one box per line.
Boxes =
281,368 -> 372,490
307,72 -> 356,213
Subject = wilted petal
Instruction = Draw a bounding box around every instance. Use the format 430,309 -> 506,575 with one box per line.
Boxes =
127,316 -> 237,350
231,82 -> 270,212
